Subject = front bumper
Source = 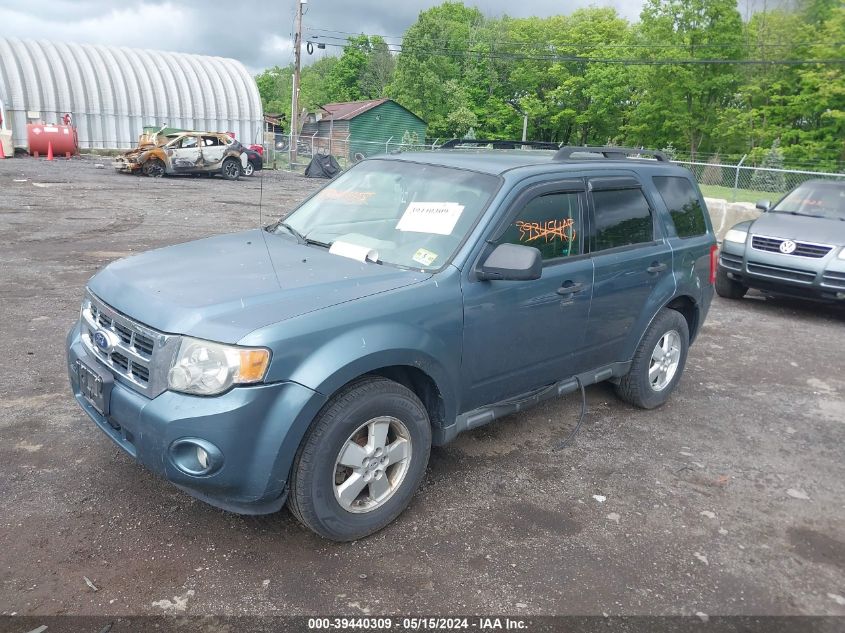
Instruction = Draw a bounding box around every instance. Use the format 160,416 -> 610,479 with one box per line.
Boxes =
66,321 -> 327,514
719,239 -> 845,301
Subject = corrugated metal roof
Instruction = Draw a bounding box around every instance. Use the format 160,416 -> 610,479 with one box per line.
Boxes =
319,99 -> 390,121
0,36 -> 263,149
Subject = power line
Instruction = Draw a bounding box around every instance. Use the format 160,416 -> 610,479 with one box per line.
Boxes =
305,27 -> 845,50
306,40 -> 845,65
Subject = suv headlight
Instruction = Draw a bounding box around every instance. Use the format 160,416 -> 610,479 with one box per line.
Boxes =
724,228 -> 748,244
167,337 -> 271,396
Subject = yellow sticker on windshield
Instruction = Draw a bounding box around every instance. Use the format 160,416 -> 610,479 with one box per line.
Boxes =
412,248 -> 438,267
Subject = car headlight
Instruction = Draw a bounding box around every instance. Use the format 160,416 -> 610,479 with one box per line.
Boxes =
724,228 -> 748,244
167,337 -> 271,396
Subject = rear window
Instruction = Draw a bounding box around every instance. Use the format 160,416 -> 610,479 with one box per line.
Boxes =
592,189 -> 654,251
653,176 -> 707,238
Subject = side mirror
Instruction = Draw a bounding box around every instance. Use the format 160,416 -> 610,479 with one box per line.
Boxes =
478,243 -> 542,281
755,199 -> 771,212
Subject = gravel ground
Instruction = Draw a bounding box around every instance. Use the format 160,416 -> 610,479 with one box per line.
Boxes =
0,155 -> 843,619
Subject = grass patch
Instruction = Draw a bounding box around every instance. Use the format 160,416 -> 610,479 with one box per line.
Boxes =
699,184 -> 778,205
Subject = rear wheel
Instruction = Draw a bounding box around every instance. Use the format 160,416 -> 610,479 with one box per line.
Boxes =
221,157 -> 241,181
288,377 -> 431,541
243,161 -> 255,177
142,158 -> 165,178
615,308 -> 689,409
715,266 -> 747,300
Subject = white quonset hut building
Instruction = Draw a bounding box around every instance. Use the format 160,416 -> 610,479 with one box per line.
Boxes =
0,36 -> 263,150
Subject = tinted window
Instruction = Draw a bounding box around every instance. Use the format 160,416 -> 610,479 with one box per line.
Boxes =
592,188 -> 654,251
653,176 -> 707,237
498,192 -> 581,260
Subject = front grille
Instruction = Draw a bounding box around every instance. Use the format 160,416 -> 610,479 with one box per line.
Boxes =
822,270 -> 845,290
81,291 -> 179,397
751,235 -> 833,259
747,260 -> 816,284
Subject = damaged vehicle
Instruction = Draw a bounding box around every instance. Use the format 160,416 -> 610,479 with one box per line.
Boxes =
68,145 -> 716,541
113,131 -> 248,180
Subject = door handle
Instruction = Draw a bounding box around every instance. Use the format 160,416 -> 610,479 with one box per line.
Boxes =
557,281 -> 585,296
647,262 -> 668,274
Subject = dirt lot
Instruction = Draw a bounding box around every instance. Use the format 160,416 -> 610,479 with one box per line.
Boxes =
1,155 -> 844,619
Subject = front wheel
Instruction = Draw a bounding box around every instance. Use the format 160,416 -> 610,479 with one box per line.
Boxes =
715,266 -> 747,300
221,157 -> 241,181
288,377 -> 431,541
142,158 -> 165,178
615,308 -> 690,409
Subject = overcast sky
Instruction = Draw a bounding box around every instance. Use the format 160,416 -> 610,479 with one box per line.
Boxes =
0,0 -> 777,73
0,0 -> 653,73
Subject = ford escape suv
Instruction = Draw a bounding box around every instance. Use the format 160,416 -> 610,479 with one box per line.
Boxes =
717,179 -> 845,302
67,145 -> 717,541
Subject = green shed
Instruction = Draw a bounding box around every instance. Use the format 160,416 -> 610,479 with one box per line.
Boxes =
300,99 -> 427,160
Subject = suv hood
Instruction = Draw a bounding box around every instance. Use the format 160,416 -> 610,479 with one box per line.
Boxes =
88,229 -> 429,343
750,212 -> 845,246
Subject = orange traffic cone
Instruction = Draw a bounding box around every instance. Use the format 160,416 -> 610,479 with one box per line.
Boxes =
46,142 -> 54,161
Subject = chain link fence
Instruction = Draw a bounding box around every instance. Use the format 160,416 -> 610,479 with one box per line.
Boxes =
264,134 -> 844,205
674,159 -> 845,205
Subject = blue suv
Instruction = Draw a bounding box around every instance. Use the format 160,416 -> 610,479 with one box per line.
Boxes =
67,145 -> 717,540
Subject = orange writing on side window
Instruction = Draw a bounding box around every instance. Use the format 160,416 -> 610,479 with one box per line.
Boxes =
515,218 -> 576,243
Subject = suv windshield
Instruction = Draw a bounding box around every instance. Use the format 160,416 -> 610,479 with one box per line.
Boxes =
278,159 -> 500,270
774,181 -> 845,220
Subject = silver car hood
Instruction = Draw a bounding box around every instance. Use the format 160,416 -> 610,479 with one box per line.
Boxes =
751,212 -> 845,246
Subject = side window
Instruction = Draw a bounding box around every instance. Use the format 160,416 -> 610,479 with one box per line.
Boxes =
180,136 -> 198,149
592,188 -> 654,251
202,136 -> 220,147
653,176 -> 707,238
497,192 -> 581,261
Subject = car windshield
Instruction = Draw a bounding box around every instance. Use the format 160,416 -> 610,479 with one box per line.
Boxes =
774,182 -> 845,220
277,159 -> 500,270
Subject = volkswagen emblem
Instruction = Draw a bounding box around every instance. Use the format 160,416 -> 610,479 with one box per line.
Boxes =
93,328 -> 119,353
779,239 -> 797,254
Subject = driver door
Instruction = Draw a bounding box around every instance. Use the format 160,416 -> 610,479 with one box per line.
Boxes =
460,180 -> 595,410
168,135 -> 201,172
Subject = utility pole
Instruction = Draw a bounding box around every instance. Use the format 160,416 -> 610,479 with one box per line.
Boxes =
290,0 -> 305,164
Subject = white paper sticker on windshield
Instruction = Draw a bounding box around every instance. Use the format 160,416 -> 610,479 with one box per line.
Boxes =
396,202 -> 465,235
412,248 -> 438,267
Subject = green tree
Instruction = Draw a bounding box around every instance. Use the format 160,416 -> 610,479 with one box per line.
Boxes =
751,138 -> 787,191
626,0 -> 745,158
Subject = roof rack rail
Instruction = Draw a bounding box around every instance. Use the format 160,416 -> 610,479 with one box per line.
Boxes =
440,139 -> 561,151
553,146 -> 669,162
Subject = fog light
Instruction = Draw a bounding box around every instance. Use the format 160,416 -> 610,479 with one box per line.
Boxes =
196,446 -> 209,470
168,438 -> 223,476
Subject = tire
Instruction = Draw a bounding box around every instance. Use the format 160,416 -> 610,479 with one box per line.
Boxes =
243,161 -> 255,177
288,377 -> 432,541
142,158 -> 165,178
221,157 -> 241,181
715,266 -> 747,300
615,309 -> 690,410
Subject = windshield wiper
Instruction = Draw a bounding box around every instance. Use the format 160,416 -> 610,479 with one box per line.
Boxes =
274,221 -> 306,244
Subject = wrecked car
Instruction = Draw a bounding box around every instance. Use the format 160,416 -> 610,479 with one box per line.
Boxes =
113,131 -> 248,180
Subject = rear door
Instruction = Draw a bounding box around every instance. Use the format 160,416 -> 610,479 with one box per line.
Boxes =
461,179 -> 594,409
585,175 -> 674,367
201,135 -> 227,170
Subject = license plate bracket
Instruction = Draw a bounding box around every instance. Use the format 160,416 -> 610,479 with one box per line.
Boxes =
76,359 -> 113,416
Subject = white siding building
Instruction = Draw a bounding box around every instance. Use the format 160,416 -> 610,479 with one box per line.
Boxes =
0,36 -> 263,149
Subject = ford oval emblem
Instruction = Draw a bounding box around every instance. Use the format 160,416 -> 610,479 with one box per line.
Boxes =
93,329 -> 115,353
